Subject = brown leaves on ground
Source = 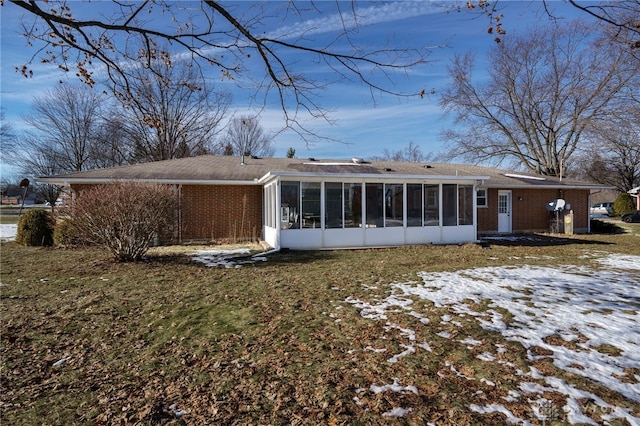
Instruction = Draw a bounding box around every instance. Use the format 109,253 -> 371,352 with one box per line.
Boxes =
3,240 -> 638,424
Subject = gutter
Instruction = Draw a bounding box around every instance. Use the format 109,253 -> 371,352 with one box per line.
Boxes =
36,177 -> 261,186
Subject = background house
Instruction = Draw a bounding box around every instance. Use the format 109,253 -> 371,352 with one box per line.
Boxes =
39,155 -> 607,249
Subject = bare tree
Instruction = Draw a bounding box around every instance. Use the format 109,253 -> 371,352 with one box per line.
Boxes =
14,134 -> 66,208
115,60 -> 231,162
439,21 -> 640,177
0,108 -> 15,153
91,113 -> 133,168
11,84 -> 103,207
372,141 -> 431,162
578,106 -> 640,192
460,1 -> 640,49
19,83 -> 103,173
9,1 -> 428,140
217,115 -> 274,158
565,1 -> 640,50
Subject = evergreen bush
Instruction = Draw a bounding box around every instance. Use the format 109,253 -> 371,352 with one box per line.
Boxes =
53,219 -> 81,246
16,209 -> 54,246
613,193 -> 634,216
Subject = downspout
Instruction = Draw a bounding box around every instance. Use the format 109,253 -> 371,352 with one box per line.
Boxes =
274,179 -> 282,250
178,184 -> 183,244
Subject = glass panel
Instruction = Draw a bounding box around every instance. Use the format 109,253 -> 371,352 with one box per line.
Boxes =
344,183 -> 361,228
281,181 -> 299,229
458,185 -> 474,225
301,182 -> 321,228
385,184 -> 403,227
477,189 -> 487,207
424,184 -> 440,226
325,182 -> 343,229
499,194 -> 508,214
365,183 -> 384,228
407,184 -> 422,227
442,184 -> 457,226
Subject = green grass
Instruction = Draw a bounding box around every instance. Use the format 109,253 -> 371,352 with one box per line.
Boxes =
0,213 -> 20,225
1,232 -> 639,424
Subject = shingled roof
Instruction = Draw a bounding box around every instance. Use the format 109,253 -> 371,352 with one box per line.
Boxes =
38,155 -> 604,189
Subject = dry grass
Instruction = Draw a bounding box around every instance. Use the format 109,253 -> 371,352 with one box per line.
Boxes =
1,231 -> 639,425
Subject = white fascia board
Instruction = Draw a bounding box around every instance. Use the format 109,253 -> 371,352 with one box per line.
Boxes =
259,171 -> 490,183
482,183 -> 613,190
37,177 -> 261,186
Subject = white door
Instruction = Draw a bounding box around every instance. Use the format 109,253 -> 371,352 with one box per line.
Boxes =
498,190 -> 512,233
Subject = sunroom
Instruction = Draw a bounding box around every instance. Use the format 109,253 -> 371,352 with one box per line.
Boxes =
260,168 -> 489,250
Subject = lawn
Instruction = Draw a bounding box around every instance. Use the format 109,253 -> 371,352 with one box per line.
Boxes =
1,231 -> 639,425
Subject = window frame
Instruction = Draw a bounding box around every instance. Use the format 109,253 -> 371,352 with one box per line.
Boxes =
477,188 -> 488,208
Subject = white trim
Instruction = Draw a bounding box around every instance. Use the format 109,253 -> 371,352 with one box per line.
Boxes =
37,178 -> 261,186
497,190 -> 512,233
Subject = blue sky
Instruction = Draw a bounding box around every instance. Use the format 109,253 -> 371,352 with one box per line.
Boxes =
0,1 -> 590,178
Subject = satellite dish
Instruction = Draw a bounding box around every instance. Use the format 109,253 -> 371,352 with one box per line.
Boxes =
546,199 -> 566,211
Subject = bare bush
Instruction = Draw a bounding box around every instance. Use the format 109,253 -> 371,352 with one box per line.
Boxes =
63,182 -> 176,261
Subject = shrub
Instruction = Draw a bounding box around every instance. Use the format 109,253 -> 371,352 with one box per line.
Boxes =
612,193 -> 634,216
15,209 -> 54,246
52,219 -> 82,246
64,181 -> 177,261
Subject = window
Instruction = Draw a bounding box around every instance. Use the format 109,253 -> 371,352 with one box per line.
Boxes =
458,185 -> 474,225
442,184 -> 457,226
325,182 -> 343,228
477,189 -> 487,208
407,184 -> 422,226
385,184 -> 403,227
281,181 -> 300,229
345,183 -> 361,228
424,184 -> 440,226
365,183 -> 384,227
301,182 -> 321,228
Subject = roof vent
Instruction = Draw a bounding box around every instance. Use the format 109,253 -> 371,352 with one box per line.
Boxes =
424,164 -> 433,169
384,168 -> 393,172
308,157 -> 316,161
352,157 -> 364,164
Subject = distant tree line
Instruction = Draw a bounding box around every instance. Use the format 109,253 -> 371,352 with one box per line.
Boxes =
2,60 -> 275,206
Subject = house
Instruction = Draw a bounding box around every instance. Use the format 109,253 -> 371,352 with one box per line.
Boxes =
38,155 -> 608,249
629,187 -> 640,210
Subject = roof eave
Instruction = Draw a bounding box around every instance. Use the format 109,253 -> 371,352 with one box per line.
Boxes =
482,183 -> 614,190
37,177 -> 261,186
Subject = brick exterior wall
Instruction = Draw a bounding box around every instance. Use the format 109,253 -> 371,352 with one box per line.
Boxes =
478,188 -> 590,234
70,182 -> 591,242
70,183 -> 263,243
179,184 -> 263,242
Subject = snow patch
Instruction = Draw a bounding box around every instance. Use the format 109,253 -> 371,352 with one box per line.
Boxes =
191,248 -> 267,268
369,378 -> 418,395
344,254 -> 640,424
0,224 -> 17,242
